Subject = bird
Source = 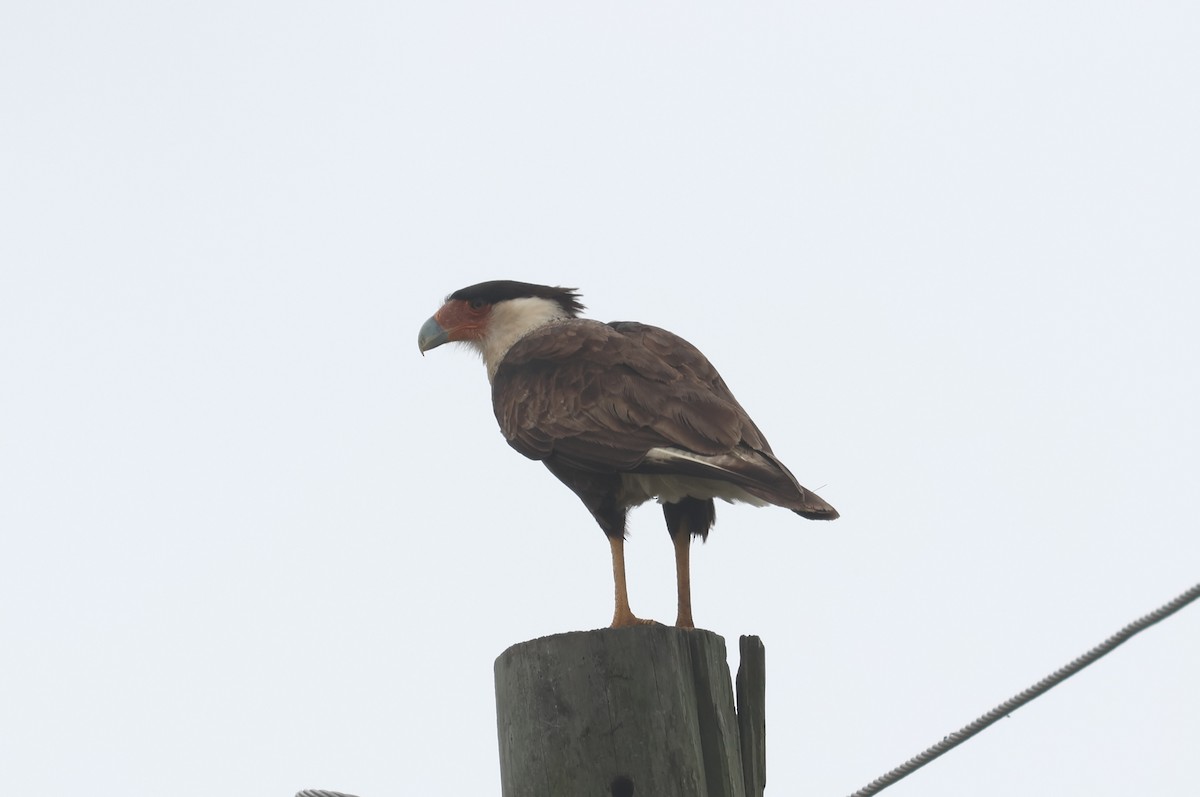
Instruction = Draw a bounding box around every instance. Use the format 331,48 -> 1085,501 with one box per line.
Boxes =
417,280 -> 838,629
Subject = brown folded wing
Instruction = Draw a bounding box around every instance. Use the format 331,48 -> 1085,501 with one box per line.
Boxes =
493,320 -> 759,462
491,319 -> 837,519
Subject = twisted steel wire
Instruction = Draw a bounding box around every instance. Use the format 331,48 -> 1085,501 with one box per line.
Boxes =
847,581 -> 1200,797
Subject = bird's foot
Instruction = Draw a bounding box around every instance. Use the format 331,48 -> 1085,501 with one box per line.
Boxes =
610,610 -> 658,629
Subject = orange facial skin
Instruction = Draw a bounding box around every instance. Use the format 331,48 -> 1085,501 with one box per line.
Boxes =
418,299 -> 492,352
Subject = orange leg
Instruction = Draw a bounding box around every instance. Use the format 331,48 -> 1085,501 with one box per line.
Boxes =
609,535 -> 655,628
672,530 -> 695,629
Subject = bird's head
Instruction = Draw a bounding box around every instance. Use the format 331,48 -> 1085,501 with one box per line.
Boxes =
418,280 -> 585,377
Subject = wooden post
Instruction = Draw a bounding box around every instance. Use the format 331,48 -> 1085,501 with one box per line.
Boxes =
494,626 -> 766,797
736,635 -> 766,797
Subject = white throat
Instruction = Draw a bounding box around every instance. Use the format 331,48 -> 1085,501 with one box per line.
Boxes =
472,296 -> 572,382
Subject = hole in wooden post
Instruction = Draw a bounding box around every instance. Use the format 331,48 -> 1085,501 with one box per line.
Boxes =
610,775 -> 634,797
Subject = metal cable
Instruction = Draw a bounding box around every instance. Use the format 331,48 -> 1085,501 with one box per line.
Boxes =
847,581 -> 1200,797
296,791 -> 360,797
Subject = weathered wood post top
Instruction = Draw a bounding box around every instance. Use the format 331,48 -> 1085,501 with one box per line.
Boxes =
495,626 -> 766,797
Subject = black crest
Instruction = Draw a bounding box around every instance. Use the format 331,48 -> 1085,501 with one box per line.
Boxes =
447,280 -> 585,317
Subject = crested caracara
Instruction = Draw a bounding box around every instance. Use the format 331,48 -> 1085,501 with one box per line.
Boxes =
418,280 -> 837,628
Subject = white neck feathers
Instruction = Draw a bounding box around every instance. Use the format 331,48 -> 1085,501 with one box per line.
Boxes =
473,296 -> 571,382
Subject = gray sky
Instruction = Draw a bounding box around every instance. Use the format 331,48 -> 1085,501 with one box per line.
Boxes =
2,3 -> 1198,796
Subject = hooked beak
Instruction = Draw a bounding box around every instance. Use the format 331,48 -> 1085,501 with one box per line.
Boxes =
417,315 -> 451,354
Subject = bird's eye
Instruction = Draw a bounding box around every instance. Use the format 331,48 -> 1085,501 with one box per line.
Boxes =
469,299 -> 485,311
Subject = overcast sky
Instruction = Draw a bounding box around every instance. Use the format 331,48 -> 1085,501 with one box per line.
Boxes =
2,3 -> 1198,796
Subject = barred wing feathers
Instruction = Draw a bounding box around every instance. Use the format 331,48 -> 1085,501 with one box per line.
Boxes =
491,320 -> 837,518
